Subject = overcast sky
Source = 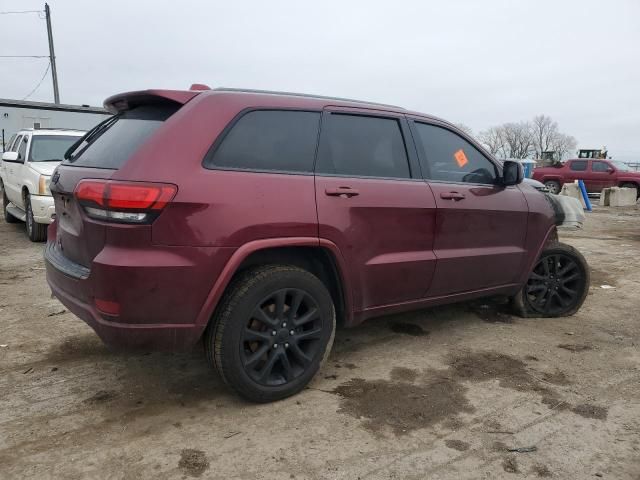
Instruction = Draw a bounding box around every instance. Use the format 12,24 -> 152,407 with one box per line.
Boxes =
1,0 -> 638,161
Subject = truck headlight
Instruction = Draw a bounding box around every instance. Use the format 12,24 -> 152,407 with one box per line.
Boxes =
38,175 -> 51,195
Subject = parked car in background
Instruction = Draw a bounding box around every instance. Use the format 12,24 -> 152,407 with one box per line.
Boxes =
1,128 -> 85,241
43,87 -> 590,402
532,158 -> 640,196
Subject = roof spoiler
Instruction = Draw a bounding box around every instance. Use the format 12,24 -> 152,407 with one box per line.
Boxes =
103,89 -> 202,114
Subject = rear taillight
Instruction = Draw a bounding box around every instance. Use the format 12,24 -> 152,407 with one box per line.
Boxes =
74,180 -> 177,224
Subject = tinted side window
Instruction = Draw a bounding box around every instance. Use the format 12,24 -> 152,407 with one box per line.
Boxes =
17,136 -> 28,161
207,110 -> 320,173
592,161 -> 609,172
570,160 -> 587,171
316,114 -> 410,179
413,123 -> 497,184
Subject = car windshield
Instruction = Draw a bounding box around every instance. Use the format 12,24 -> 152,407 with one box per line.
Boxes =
29,135 -> 83,162
612,161 -> 630,171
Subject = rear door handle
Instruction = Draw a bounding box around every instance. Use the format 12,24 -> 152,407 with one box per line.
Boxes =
325,187 -> 360,198
440,191 -> 465,201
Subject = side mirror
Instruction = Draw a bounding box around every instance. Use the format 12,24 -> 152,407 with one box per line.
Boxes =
1,151 -> 19,163
607,167 -> 614,174
502,160 -> 524,186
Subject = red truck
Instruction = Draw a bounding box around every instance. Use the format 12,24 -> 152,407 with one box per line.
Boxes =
532,158 -> 640,196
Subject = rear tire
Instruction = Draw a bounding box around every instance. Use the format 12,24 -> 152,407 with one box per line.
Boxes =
512,242 -> 589,318
204,265 -> 336,402
25,194 -> 47,242
544,180 -> 561,195
2,187 -> 18,224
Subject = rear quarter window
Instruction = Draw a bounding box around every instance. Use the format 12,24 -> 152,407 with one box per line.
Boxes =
64,104 -> 177,169
205,110 -> 321,173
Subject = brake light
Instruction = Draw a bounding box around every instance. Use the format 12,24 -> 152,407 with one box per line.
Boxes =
74,180 -> 177,224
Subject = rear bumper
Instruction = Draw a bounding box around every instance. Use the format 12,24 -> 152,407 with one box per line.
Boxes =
47,278 -> 205,351
30,194 -> 55,224
44,223 -> 235,351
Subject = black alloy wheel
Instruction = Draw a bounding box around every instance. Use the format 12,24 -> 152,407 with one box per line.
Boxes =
205,265 -> 335,402
241,288 -> 323,386
525,252 -> 585,315
513,242 -> 589,318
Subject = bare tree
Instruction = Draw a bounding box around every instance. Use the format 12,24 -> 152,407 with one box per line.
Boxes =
500,122 -> 533,159
531,115 -> 559,158
478,126 -> 505,156
551,133 -> 577,160
478,114 -> 576,161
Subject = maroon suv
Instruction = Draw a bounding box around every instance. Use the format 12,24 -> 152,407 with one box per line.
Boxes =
42,87 -> 589,402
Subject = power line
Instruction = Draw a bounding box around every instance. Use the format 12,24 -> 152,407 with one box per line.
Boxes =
0,55 -> 49,58
21,61 -> 51,100
0,10 -> 43,15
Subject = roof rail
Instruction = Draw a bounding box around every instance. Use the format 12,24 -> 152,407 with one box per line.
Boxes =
39,127 -> 85,131
19,127 -> 85,132
212,87 -> 404,110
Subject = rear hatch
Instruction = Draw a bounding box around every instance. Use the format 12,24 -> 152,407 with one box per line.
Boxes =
50,96 -> 188,269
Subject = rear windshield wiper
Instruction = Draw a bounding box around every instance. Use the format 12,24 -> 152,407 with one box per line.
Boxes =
64,114 -> 120,160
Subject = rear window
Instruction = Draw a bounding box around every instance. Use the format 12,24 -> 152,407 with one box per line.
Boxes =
29,135 -> 82,162
205,110 -> 321,173
64,104 -> 177,169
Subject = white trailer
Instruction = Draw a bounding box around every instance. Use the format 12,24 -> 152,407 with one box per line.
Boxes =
0,99 -> 110,152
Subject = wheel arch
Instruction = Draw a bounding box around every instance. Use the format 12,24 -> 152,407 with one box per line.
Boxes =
618,180 -> 640,187
195,237 -> 354,331
22,179 -> 39,203
542,176 -> 563,184
516,224 -> 558,286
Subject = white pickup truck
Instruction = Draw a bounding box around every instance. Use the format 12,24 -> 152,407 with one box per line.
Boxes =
1,128 -> 85,241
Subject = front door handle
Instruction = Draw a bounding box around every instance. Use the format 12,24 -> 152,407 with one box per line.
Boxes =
440,191 -> 465,201
325,187 -> 360,198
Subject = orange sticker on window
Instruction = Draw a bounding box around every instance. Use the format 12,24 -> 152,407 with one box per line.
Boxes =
454,149 -> 468,168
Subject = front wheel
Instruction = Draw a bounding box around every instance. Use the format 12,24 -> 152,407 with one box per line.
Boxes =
25,194 -> 47,242
512,242 -> 590,318
205,265 -> 336,402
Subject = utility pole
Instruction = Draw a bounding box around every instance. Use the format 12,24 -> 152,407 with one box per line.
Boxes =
45,3 -> 60,104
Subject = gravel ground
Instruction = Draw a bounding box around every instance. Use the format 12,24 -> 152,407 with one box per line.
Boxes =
0,205 -> 638,479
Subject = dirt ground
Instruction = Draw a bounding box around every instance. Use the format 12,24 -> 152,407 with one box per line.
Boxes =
1,205 -> 639,480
